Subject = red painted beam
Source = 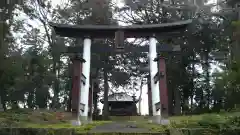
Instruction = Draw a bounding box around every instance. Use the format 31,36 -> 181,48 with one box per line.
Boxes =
158,57 -> 169,117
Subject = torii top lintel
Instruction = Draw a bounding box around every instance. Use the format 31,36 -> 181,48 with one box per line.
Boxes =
50,20 -> 192,38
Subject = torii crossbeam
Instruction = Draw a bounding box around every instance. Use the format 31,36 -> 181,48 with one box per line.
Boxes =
50,19 -> 192,125
50,20 -> 191,38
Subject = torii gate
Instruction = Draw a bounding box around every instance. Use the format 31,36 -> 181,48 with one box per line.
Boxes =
50,20 -> 192,125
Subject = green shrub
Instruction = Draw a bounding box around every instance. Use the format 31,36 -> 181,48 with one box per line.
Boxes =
0,128 -> 240,135
0,118 -> 19,127
0,128 -> 166,135
0,128 -> 75,135
227,116 -> 240,126
219,128 -> 240,135
197,114 -> 226,129
170,119 -> 200,128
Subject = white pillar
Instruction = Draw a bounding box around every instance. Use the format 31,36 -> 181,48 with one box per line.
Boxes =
149,37 -> 161,123
80,38 -> 91,122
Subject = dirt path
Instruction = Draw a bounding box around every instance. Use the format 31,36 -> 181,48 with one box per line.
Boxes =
89,121 -> 150,133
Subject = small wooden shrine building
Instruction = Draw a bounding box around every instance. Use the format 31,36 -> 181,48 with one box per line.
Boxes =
101,93 -> 138,116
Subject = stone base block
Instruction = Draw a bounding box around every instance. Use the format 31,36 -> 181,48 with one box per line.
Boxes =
71,120 -> 81,126
148,115 -> 170,125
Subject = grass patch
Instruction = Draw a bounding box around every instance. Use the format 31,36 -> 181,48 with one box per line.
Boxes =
0,109 -> 240,134
134,112 -> 240,133
109,116 -> 149,121
22,121 -> 111,132
0,109 -> 111,132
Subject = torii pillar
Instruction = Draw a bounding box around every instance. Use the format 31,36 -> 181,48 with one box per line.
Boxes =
80,38 -> 91,123
156,54 -> 168,118
153,45 -> 181,123
149,37 -> 161,123
71,54 -> 85,126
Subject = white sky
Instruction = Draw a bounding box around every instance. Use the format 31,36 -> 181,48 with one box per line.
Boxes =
15,0 -> 219,115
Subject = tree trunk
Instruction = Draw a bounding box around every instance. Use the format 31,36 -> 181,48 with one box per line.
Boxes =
0,94 -> 5,111
88,79 -> 93,121
174,89 -> 181,115
137,78 -> 143,115
67,61 -> 72,112
93,69 -> 100,119
103,68 -> 109,120
199,89 -> 204,112
93,90 -> 98,119
52,62 -> 60,109
67,78 -> 72,112
12,101 -> 19,109
168,86 -> 173,116
27,89 -> 34,109
147,78 -> 153,116
183,98 -> 189,114
0,6 -> 14,111
190,62 -> 195,113
206,64 -> 210,110
203,48 -> 210,111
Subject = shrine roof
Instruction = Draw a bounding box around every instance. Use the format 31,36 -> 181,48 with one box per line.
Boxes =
50,20 -> 192,38
100,92 -> 136,103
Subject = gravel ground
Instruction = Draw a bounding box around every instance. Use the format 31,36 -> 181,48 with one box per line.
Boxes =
89,121 -> 150,133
